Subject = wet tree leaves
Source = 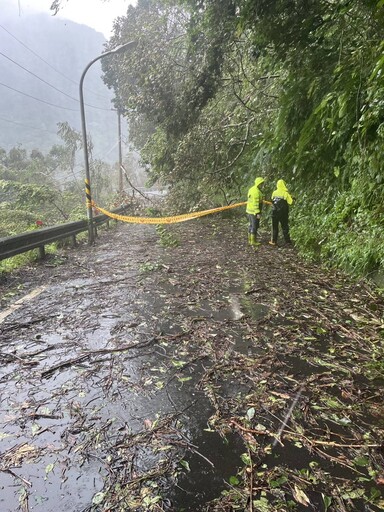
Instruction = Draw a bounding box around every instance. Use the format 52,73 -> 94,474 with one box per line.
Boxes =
0,219 -> 383,510
293,484 -> 311,506
179,460 -> 190,472
92,492 -> 105,505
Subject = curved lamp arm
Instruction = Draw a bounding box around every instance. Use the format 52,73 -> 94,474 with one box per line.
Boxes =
79,41 -> 136,244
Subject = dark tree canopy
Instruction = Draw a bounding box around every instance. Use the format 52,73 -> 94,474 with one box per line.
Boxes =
100,0 -> 384,275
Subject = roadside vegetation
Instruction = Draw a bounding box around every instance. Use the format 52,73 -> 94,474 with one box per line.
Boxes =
0,122 -> 116,239
100,0 -> 384,279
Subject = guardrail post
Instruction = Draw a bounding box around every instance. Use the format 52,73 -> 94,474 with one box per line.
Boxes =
38,245 -> 45,259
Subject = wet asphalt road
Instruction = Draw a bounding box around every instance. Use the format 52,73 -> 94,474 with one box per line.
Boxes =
1,218 -> 383,512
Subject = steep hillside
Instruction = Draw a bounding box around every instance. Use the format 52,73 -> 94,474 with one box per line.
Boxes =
0,7 -> 120,163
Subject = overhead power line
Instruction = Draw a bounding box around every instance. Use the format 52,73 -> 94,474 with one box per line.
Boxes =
0,115 -> 54,134
0,51 -> 113,111
0,115 -> 120,169
0,81 -> 78,111
0,50 -> 79,102
0,112 -> 123,162
93,139 -> 120,160
0,24 -> 109,101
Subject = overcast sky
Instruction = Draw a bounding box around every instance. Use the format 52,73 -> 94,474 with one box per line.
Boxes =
5,0 -> 135,38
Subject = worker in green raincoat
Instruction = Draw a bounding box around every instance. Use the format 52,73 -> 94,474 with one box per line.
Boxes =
246,177 -> 265,247
269,179 -> 293,246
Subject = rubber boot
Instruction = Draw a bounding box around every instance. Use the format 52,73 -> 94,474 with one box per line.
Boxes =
250,234 -> 260,247
248,233 -> 252,245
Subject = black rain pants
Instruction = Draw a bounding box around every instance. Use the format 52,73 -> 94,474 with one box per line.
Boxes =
271,209 -> 291,244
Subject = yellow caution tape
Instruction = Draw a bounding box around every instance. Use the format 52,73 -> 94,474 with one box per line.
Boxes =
91,200 -> 272,225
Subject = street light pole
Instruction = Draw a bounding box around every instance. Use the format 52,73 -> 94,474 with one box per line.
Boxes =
79,41 -> 136,244
118,109 -> 123,194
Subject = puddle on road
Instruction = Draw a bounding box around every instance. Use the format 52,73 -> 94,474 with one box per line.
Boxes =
81,347 -> 247,511
0,320 -> 245,511
0,458 -> 104,512
137,356 -> 246,510
171,431 -> 244,510
240,296 -> 269,321
161,292 -> 270,325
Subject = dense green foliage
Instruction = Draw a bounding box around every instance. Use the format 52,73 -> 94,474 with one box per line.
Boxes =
101,0 -> 384,277
0,124 -> 115,238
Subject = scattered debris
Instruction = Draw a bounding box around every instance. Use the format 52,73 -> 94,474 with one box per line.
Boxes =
0,218 -> 383,511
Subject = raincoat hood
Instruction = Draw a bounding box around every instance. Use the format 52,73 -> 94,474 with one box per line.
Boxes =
246,177 -> 264,215
271,179 -> 293,206
276,179 -> 287,191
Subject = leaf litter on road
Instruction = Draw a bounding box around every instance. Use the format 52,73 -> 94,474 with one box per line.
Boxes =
0,216 -> 383,511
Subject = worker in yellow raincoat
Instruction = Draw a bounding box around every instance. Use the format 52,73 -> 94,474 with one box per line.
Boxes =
246,177 -> 265,247
269,179 -> 293,246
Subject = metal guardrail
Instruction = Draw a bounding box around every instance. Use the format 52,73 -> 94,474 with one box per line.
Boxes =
0,206 -> 127,262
